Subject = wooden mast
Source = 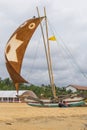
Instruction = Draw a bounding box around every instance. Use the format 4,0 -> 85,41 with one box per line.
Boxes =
44,7 -> 56,98
36,7 -> 56,99
36,7 -> 52,89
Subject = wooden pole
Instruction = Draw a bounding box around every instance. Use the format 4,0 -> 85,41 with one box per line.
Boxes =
44,7 -> 56,98
36,7 -> 52,89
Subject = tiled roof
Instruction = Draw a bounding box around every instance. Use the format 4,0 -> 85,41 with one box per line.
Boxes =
68,85 -> 87,90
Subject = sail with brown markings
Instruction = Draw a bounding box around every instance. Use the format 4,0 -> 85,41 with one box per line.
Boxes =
5,17 -> 44,93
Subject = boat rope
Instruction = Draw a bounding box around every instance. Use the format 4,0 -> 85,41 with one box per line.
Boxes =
47,19 -> 87,81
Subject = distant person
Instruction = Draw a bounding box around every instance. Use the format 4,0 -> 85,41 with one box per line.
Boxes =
58,100 -> 64,107
63,101 -> 68,107
58,100 -> 68,107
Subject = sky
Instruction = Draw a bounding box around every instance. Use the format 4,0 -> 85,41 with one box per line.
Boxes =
0,0 -> 87,87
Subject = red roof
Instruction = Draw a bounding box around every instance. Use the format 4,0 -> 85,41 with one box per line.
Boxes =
68,85 -> 87,90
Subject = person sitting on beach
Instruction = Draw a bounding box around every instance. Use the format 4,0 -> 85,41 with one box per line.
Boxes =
58,100 -> 64,107
62,101 -> 68,107
59,100 -> 68,107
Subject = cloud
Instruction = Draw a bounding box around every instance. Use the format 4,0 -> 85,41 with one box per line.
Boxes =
0,0 -> 87,87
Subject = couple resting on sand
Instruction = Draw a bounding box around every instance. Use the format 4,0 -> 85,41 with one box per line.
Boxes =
59,101 -> 68,107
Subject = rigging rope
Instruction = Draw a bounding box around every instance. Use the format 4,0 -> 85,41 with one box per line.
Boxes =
47,19 -> 87,81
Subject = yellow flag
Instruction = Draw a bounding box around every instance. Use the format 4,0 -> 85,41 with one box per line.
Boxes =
48,36 -> 56,41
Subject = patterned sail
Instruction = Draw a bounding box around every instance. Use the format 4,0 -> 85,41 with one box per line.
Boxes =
5,17 -> 44,91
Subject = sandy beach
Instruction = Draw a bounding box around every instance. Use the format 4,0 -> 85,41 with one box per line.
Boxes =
0,103 -> 87,130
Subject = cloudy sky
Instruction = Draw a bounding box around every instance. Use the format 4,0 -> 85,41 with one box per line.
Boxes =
0,0 -> 87,87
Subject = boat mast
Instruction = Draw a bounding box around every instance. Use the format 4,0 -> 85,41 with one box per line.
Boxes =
36,7 -> 52,87
36,7 -> 56,99
44,7 -> 56,98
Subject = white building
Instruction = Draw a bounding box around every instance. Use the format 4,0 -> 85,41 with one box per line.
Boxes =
0,90 -> 26,103
66,85 -> 87,93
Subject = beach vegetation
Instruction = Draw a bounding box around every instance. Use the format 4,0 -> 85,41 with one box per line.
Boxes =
0,77 -> 87,98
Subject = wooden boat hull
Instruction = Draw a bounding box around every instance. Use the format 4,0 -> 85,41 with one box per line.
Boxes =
63,97 -> 84,102
68,101 -> 85,107
28,101 -> 85,107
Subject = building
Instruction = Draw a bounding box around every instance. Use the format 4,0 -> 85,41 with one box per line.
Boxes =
66,85 -> 87,93
0,90 -> 26,103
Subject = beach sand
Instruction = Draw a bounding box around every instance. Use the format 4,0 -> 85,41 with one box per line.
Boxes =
0,103 -> 87,130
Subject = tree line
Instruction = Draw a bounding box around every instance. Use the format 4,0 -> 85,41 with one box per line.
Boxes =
0,77 -> 87,98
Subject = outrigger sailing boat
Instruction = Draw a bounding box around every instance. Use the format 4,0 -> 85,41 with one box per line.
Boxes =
5,7 -> 85,107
